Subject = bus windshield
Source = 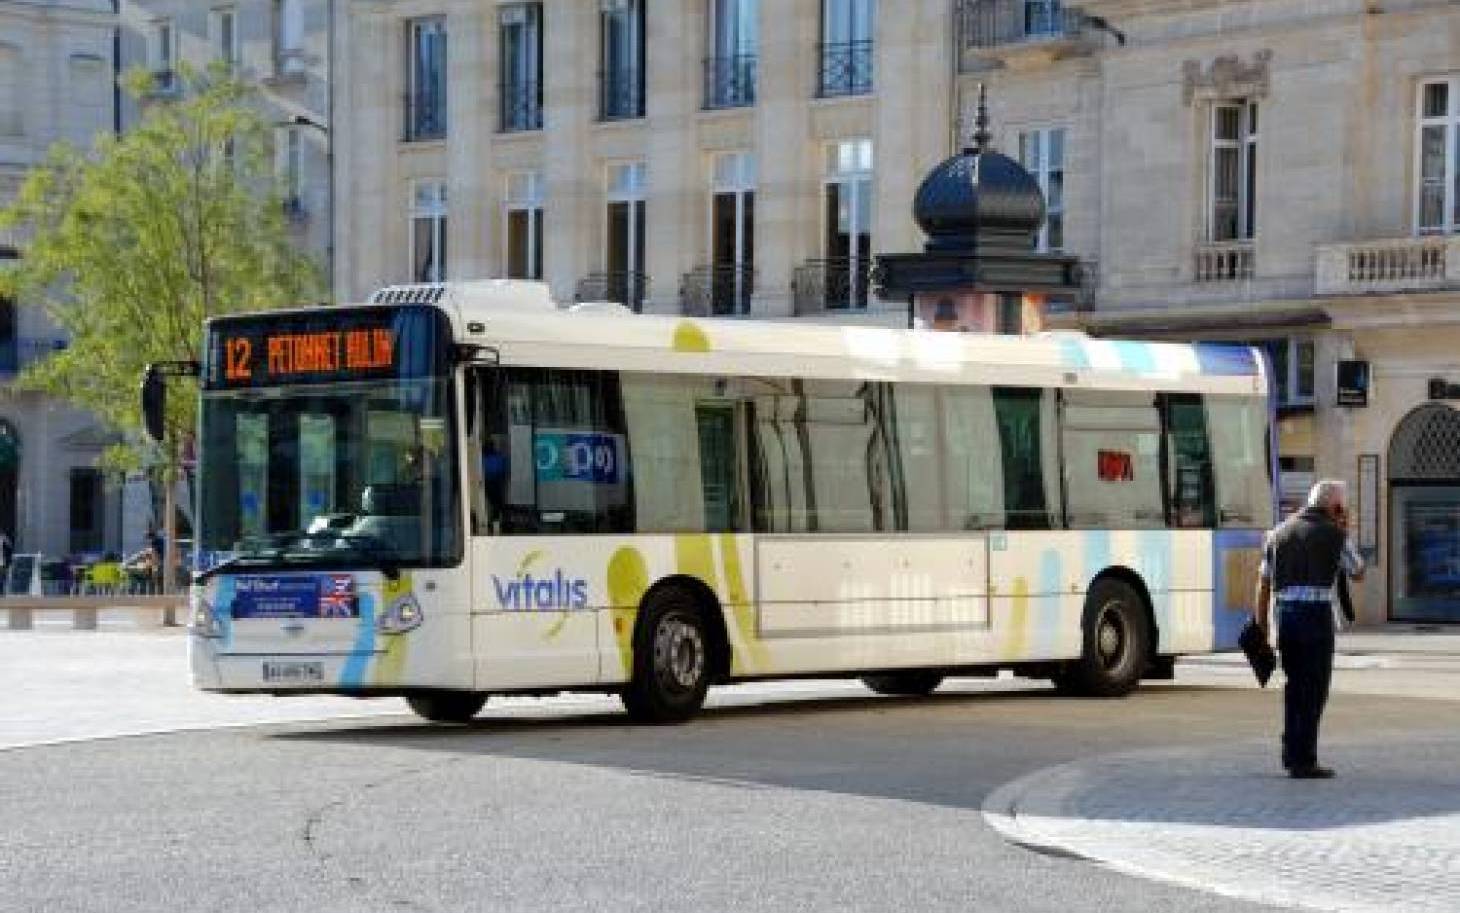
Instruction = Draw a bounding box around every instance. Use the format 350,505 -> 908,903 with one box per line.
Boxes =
194,305 -> 462,574
198,378 -> 460,572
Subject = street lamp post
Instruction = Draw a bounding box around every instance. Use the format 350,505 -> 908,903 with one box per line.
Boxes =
286,114 -> 334,303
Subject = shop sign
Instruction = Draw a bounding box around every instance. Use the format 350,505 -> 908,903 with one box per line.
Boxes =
1336,360 -> 1369,407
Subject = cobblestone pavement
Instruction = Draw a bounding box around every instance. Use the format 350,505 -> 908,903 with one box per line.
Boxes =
984,737 -> 1460,913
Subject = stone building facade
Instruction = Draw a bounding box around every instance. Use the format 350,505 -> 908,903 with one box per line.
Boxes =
334,0 -> 958,321
117,0 -> 333,286
0,0 -> 123,564
973,0 -> 1460,624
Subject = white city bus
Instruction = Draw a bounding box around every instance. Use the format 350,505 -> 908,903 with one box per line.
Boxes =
182,281 -> 1273,723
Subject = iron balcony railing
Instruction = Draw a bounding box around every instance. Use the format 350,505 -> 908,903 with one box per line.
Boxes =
792,258 -> 874,314
681,264 -> 755,316
1194,241 -> 1255,283
599,68 -> 645,121
403,91 -> 447,142
703,54 -> 757,110
958,0 -> 1089,51
817,40 -> 873,98
576,270 -> 649,312
499,80 -> 543,132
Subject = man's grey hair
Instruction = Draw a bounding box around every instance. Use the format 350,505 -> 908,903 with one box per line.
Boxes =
1307,479 -> 1348,511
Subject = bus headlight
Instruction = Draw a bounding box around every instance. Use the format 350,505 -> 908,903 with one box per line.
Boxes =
377,595 -> 423,635
190,598 -> 224,639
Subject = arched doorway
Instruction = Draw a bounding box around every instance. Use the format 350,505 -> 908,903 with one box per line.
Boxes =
1389,403 -> 1460,622
0,418 -> 18,547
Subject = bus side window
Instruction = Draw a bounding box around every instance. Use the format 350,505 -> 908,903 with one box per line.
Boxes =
470,368 -> 500,536
993,387 -> 1059,531
1059,389 -> 1165,530
1163,393 -> 1216,529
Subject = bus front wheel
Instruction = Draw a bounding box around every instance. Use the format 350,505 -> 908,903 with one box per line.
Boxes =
622,588 -> 711,724
861,672 -> 944,696
1053,578 -> 1150,698
406,692 -> 488,723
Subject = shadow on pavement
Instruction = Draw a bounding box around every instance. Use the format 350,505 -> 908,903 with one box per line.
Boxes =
266,682 -> 1337,815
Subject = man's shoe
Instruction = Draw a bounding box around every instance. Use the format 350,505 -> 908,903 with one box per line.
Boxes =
1289,765 -> 1335,779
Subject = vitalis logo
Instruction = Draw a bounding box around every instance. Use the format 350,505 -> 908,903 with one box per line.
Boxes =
492,550 -> 589,611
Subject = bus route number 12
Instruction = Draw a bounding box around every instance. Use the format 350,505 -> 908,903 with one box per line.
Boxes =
225,337 -> 253,382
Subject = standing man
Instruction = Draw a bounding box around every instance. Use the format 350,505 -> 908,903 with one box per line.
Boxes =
1254,480 -> 1365,779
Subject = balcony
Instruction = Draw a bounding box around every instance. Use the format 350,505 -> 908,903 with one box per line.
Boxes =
1194,241 -> 1254,283
1315,235 -> 1460,297
599,68 -> 644,122
703,55 -> 757,110
402,92 -> 446,142
957,0 -> 1096,69
499,80 -> 542,133
681,264 -> 754,316
792,258 -> 874,315
817,41 -> 873,98
576,271 -> 648,312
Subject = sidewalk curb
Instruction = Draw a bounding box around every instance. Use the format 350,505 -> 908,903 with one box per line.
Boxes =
980,738 -> 1460,913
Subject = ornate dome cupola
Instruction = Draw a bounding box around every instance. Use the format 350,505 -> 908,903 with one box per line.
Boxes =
912,86 -> 1046,254
874,84 -> 1090,331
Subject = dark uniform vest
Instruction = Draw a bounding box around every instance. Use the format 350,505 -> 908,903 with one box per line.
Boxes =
1268,506 -> 1345,595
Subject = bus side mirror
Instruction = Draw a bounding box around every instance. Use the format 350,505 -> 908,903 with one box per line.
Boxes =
141,365 -> 166,443
140,360 -> 200,443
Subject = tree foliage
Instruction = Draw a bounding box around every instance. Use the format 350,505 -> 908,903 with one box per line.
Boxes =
0,65 -> 323,468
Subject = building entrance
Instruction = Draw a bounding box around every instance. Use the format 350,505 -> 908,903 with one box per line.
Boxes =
1389,403 -> 1460,622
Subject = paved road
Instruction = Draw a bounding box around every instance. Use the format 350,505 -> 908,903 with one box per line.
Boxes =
4,629 -> 1459,913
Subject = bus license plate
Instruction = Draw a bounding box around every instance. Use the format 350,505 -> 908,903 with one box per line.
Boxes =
262,661 -> 324,684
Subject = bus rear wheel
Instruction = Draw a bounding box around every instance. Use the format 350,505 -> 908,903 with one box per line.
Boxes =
1053,578 -> 1150,698
406,692 -> 488,723
861,671 -> 945,696
622,587 -> 711,724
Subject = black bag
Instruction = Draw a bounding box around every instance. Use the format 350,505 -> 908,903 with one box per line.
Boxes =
1238,618 -> 1277,687
1336,575 -> 1355,625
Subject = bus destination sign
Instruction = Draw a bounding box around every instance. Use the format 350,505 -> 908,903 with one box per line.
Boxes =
223,328 -> 395,382
205,307 -> 442,388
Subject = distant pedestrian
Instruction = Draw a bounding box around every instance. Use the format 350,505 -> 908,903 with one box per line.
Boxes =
145,522 -> 165,592
1254,480 -> 1365,779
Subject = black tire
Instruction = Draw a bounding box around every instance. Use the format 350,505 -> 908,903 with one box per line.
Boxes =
861,671 -> 945,696
406,692 -> 488,723
622,587 -> 711,724
1052,578 -> 1150,698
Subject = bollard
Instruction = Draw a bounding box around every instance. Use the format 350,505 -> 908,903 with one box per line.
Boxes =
7,606 -> 32,630
74,606 -> 98,630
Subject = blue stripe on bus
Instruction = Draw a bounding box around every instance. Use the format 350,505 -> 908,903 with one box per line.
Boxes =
1037,548 -> 1062,656
1138,530 -> 1174,652
1193,342 -> 1259,377
1111,341 -> 1157,375
215,576 -> 237,649
1056,337 -> 1092,370
338,592 -> 378,688
1212,528 -> 1264,650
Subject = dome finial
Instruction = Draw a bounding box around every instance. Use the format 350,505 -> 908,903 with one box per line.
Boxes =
971,83 -> 992,154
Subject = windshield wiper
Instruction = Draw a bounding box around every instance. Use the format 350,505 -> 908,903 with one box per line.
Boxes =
283,531 -> 402,581
194,554 -> 279,584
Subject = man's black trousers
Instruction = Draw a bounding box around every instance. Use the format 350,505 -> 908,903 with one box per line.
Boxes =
1277,600 -> 1335,770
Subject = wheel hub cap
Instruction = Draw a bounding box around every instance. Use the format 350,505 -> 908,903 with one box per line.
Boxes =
654,617 -> 704,691
1098,605 -> 1126,669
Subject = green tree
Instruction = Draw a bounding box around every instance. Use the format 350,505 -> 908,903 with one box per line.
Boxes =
1,65 -> 322,450
0,65 -> 323,589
